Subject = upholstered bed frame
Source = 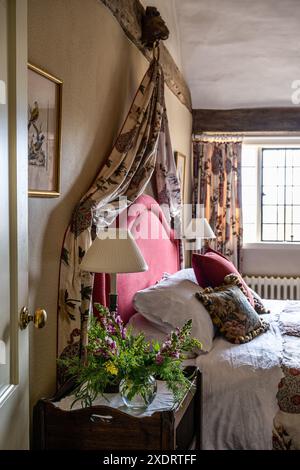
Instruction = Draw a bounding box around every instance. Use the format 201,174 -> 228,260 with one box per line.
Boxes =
93,194 -> 180,323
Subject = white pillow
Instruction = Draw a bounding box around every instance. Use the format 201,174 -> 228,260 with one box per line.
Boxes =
133,269 -> 214,352
161,268 -> 197,284
127,313 -> 196,359
127,313 -> 169,344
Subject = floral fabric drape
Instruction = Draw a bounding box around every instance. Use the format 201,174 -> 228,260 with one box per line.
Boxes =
58,58 -> 182,366
192,136 -> 243,269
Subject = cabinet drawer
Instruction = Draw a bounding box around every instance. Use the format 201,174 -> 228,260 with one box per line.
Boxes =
35,402 -> 162,450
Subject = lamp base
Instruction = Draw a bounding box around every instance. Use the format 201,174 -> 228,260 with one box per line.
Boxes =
109,293 -> 118,313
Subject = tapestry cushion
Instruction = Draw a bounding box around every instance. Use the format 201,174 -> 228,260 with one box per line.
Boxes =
192,247 -> 255,306
249,288 -> 271,315
195,274 -> 270,344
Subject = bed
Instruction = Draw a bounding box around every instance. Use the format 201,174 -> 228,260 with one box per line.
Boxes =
93,194 -> 300,450
191,300 -> 300,450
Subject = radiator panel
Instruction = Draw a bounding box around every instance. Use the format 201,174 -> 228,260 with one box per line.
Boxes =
243,275 -> 300,300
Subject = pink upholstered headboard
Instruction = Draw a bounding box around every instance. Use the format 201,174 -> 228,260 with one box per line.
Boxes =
93,195 -> 180,323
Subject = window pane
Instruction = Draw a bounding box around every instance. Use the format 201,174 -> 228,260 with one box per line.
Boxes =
263,149 -> 285,167
286,224 -> 293,241
286,188 -> 293,205
286,151 -> 293,167
285,224 -> 300,241
262,205 -> 278,223
278,206 -> 284,223
293,168 -> 300,184
286,167 -> 293,186
293,206 -> 300,223
263,167 -> 285,186
286,206 -> 292,224
292,225 -> 300,241
293,187 -> 300,204
278,168 -> 285,186
263,167 -> 278,186
277,224 -> 284,241
242,186 -> 257,203
249,147 -> 300,242
287,149 -> 300,167
262,224 -> 279,241
277,187 -> 285,204
262,186 -> 278,205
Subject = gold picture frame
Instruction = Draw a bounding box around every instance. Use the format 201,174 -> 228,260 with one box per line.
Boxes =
28,63 -> 62,197
175,151 -> 186,200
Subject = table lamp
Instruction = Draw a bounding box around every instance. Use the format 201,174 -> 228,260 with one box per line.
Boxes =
80,228 -> 148,312
184,217 -> 216,251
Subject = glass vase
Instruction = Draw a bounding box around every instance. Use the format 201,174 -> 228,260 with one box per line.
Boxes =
119,375 -> 157,410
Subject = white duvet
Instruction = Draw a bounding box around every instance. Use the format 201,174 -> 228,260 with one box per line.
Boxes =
133,297 -> 300,450
191,300 -> 294,450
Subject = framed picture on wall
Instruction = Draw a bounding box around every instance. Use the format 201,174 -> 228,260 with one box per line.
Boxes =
175,151 -> 186,200
28,63 -> 62,197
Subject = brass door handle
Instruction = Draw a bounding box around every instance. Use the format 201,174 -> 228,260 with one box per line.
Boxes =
19,306 -> 47,330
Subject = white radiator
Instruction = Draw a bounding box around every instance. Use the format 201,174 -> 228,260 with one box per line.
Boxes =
243,275 -> 300,300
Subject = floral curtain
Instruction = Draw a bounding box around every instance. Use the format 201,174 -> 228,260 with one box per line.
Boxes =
58,58 -> 182,368
192,135 -> 243,269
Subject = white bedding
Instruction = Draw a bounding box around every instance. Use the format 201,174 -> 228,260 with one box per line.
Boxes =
131,297 -> 300,449
187,300 -> 300,450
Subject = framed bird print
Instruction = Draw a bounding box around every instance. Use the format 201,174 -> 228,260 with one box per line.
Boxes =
28,63 -> 62,197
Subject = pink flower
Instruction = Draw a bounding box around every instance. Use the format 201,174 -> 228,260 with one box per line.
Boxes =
170,351 -> 180,359
155,353 -> 164,365
115,315 -> 123,326
161,340 -> 172,352
94,347 -> 109,359
105,336 -> 117,351
106,324 -> 117,334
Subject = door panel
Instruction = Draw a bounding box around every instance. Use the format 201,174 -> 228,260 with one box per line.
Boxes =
0,0 -> 10,393
0,0 -> 29,450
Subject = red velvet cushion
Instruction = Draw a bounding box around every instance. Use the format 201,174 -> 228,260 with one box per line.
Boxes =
192,248 -> 254,306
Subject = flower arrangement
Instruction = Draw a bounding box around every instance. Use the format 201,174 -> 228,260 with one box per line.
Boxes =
59,303 -> 201,408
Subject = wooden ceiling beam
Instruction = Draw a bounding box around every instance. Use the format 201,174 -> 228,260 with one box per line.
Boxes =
193,108 -> 300,134
99,0 -> 192,112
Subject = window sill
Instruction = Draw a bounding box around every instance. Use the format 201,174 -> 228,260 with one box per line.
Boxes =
243,242 -> 300,250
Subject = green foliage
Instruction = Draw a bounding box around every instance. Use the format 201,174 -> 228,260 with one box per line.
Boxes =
58,304 -> 202,408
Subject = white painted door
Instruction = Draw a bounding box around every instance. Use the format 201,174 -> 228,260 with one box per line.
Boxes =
0,0 -> 29,449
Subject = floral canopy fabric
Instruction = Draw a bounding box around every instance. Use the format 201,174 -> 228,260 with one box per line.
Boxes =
192,135 -> 243,269
57,59 -> 182,371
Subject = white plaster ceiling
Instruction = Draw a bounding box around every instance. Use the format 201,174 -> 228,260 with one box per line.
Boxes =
174,0 -> 300,109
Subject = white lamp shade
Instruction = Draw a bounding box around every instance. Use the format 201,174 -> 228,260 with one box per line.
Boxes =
185,218 -> 216,240
80,228 -> 148,274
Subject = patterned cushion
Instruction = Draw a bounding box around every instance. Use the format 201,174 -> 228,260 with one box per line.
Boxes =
195,274 -> 270,344
249,288 -> 271,315
192,248 -> 255,307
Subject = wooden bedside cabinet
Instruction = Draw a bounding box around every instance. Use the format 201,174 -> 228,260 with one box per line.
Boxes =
33,366 -> 202,450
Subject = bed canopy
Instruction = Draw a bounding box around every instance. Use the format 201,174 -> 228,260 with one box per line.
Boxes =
57,51 -> 183,372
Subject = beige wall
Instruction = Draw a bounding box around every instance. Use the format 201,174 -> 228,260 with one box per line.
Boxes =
28,0 -> 192,408
242,245 -> 300,277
